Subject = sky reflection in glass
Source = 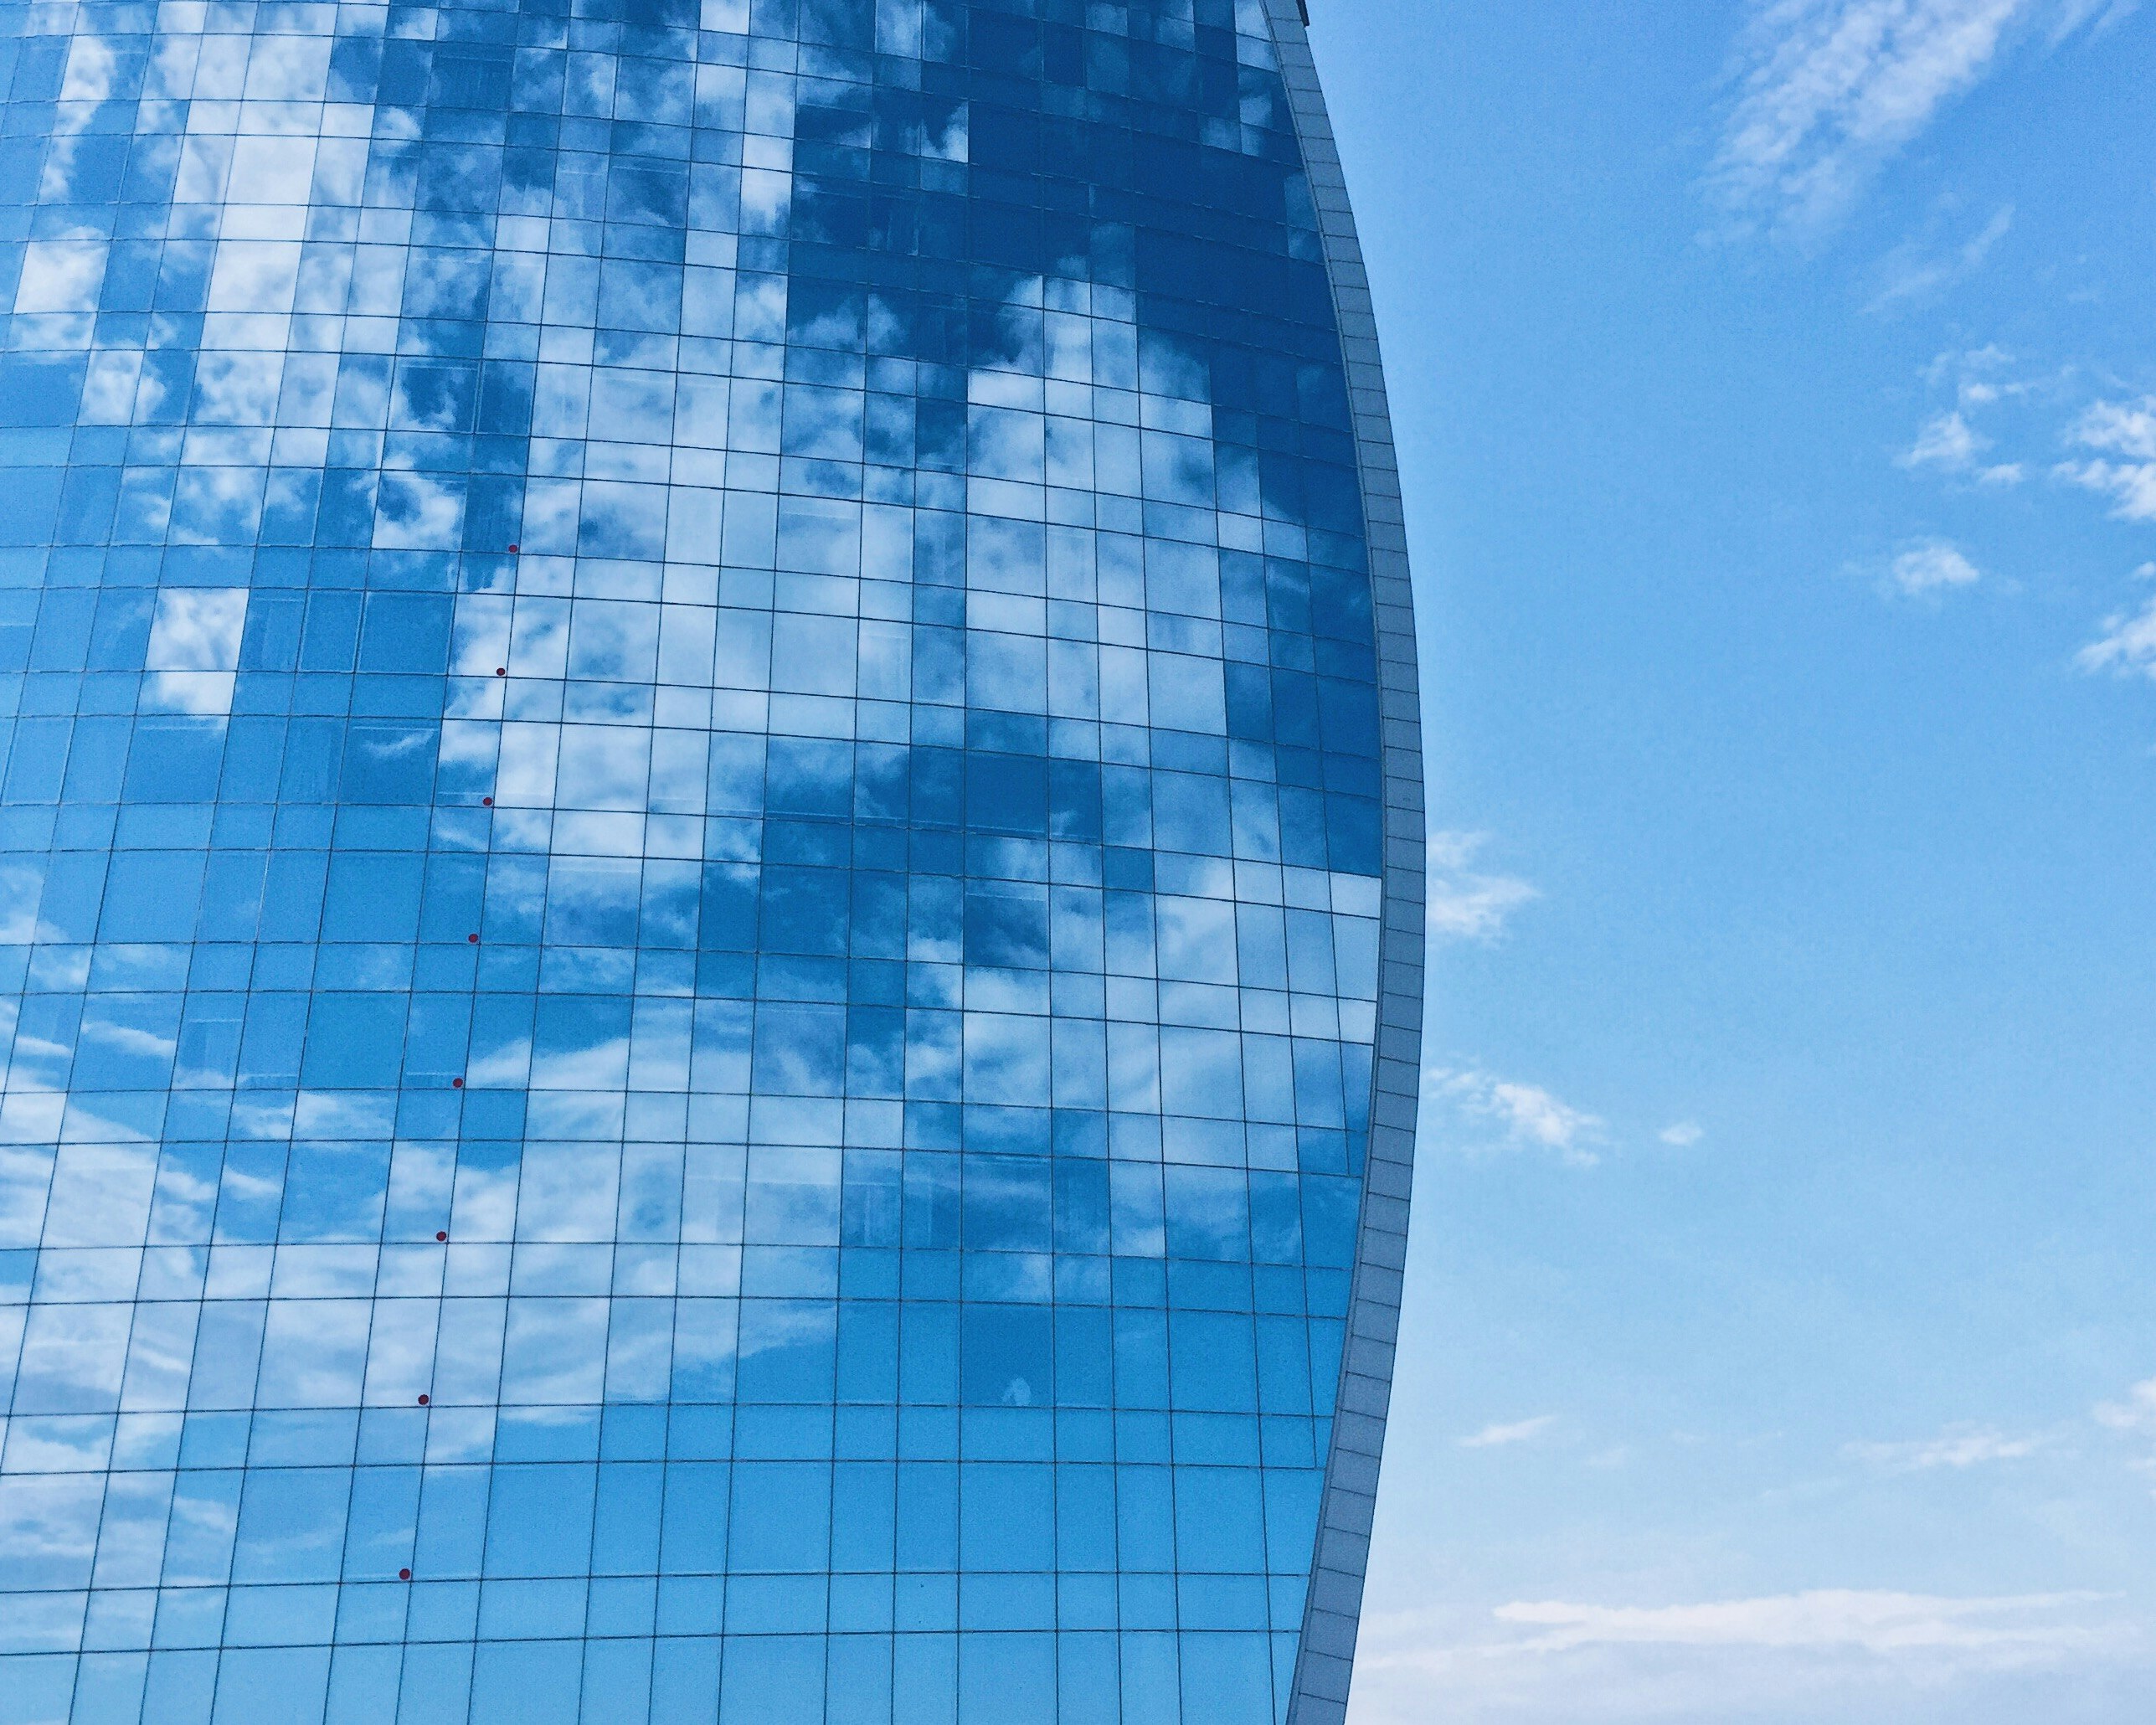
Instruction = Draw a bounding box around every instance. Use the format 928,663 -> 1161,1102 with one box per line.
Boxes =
0,0 -> 1418,1718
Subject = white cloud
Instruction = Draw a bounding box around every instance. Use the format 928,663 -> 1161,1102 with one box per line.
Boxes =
1460,1415 -> 1557,1450
2045,0 -> 2143,36
1426,1065 -> 1606,1166
1489,1589 -> 2118,1656
2071,399 -> 2156,458
2077,578 -> 2156,681
1869,203 -> 2014,311
1928,340 -> 2017,394
2095,1375 -> 2156,1435
142,587 -> 249,716
1351,1593 -> 2150,1723
1901,408 -> 1989,470
1845,1424 -> 2048,1469
2058,397 -> 2156,521
2095,1376 -> 2156,1492
1888,539 -> 1983,595
1425,832 -> 1538,944
147,586 -> 249,671
1658,1121 -> 1705,1146
2062,464 -> 2156,519
13,239 -> 107,313
141,672 -> 238,717
1707,1 -> 2124,239
1897,350 -> 2035,486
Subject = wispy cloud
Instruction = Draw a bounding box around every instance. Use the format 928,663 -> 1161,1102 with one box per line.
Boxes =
1658,1120 -> 1705,1146
1887,538 -> 1984,595
1707,1 -> 2130,239
1928,340 -> 2019,397
1351,1590 -> 2147,1723
1490,1589 -> 2120,1657
2094,1376 -> 2156,1493
1896,347 -> 2039,489
1427,1066 -> 1606,1166
2075,396 -> 2156,454
1868,202 -> 2014,310
1899,408 -> 2028,484
1901,408 -> 1989,470
2077,569 -> 2156,681
2095,1375 -> 2156,1435
1845,1424 -> 2048,1470
1425,832 -> 1538,943
2056,397 -> 2156,520
1460,1415 -> 1558,1450
2046,0 -> 2144,36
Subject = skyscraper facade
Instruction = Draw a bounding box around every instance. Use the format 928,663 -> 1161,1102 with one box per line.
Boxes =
0,0 -> 1422,1718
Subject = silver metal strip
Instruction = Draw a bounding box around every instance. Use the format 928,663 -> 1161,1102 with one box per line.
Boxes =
1256,6 -> 1429,1722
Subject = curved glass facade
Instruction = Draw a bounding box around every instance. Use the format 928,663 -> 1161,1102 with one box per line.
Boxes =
0,0 -> 1422,1719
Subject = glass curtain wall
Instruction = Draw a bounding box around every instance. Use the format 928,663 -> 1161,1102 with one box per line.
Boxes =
0,0 -> 1415,1720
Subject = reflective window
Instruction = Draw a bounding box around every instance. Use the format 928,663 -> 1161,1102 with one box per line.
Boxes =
0,0 -> 1395,1718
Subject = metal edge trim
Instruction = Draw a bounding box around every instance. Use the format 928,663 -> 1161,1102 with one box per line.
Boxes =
1252,7 -> 1428,1722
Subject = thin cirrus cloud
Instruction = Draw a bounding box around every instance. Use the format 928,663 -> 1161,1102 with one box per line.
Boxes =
1706,0 -> 2136,239
2093,1376 -> 2156,1493
1487,1589 -> 2123,1658
1900,408 -> 1991,470
1426,1065 -> 1606,1166
2095,1375 -> 2156,1435
2076,570 -> 2156,681
1900,345 -> 2032,482
1460,1415 -> 1558,1450
1867,202 -> 2014,311
1347,1591 -> 2143,1723
2056,397 -> 2156,521
1899,406 -> 2027,483
1424,832 -> 1538,944
1844,1424 -> 2048,1469
1888,538 -> 1983,595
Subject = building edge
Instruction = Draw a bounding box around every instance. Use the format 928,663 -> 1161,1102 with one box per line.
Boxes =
1256,6 -> 1428,1723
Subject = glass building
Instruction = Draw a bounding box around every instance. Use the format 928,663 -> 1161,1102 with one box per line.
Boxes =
0,0 -> 1422,1718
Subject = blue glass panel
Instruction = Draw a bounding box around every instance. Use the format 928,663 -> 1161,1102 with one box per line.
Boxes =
0,0 -> 1415,1719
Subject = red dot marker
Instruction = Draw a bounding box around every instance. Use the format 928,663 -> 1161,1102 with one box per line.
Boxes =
507,543 -> 519,554
450,1077 -> 464,1089
466,933 -> 479,944
494,667 -> 506,677
481,796 -> 493,807
435,1231 -> 448,1243
399,1568 -> 412,1581
417,1393 -> 430,1406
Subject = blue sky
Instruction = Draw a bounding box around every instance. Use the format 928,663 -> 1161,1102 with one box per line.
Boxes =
1315,3 -> 2156,1720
